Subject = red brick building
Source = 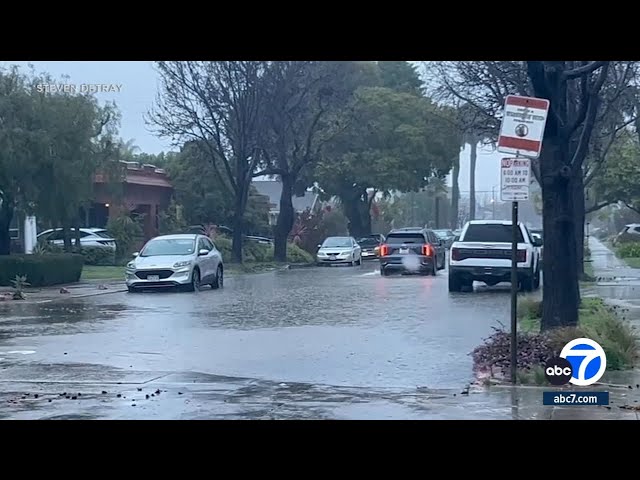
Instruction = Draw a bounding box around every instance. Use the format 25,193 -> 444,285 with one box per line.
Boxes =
91,161 -> 173,241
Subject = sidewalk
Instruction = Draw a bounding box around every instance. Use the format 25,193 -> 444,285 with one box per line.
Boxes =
0,280 -> 127,304
588,236 -> 640,280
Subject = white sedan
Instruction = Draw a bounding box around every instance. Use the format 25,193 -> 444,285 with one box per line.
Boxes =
316,236 -> 362,266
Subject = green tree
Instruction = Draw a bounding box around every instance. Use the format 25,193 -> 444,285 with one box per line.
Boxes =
378,61 -> 424,96
33,88 -> 119,251
165,141 -> 270,236
315,87 -> 460,238
0,67 -> 40,254
589,130 -> 640,213
256,61 -> 374,262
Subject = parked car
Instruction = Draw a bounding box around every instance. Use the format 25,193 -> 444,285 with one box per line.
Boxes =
378,228 -> 446,276
614,224 -> 640,245
357,234 -> 385,259
37,227 -> 116,251
189,225 -> 274,245
448,220 -> 542,292
433,229 -> 456,249
316,236 -> 362,266
125,234 -> 224,292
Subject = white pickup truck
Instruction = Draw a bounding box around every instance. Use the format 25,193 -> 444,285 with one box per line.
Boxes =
448,220 -> 542,292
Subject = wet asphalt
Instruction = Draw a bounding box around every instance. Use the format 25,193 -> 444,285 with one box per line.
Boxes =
0,257 -> 533,419
0,259 -> 514,390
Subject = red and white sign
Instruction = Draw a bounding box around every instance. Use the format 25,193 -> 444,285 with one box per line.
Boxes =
497,95 -> 550,158
500,157 -> 531,202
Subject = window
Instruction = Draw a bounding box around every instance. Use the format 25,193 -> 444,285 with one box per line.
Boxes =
386,233 -> 426,244
463,224 -> 524,243
198,238 -> 210,252
203,238 -> 214,250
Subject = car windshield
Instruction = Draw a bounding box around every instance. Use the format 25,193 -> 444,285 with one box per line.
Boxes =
358,237 -> 379,247
93,231 -> 112,239
433,230 -> 452,238
140,238 -> 195,257
386,233 -> 424,244
323,237 -> 352,248
463,224 -> 524,243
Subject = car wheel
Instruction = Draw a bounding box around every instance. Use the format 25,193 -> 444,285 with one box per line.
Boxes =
448,273 -> 462,292
431,260 -> 437,276
212,265 -> 223,289
186,268 -> 201,292
356,255 -> 362,266
380,267 -> 388,276
127,286 -> 136,293
533,266 -> 541,290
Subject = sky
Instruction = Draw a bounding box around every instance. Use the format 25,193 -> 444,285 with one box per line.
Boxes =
0,61 -> 504,192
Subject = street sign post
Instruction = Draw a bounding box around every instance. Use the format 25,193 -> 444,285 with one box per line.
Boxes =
500,157 -> 531,202
497,95 -> 550,385
497,95 -> 550,158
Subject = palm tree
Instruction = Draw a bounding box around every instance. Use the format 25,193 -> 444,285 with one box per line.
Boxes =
119,138 -> 141,161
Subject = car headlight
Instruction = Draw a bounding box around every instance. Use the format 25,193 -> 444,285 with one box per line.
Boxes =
173,260 -> 192,268
126,262 -> 136,269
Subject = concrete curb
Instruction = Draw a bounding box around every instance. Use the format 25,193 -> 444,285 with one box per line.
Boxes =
286,263 -> 316,269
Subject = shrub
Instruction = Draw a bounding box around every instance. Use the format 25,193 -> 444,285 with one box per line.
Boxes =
584,240 -> 591,258
616,242 -> 640,258
107,214 -> 144,260
0,254 -> 84,287
212,235 -> 313,264
614,232 -> 640,246
483,296 -> 639,382
80,246 -> 116,266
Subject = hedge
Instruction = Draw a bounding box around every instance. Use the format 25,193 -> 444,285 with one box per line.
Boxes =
80,246 -> 117,266
214,236 -> 314,263
0,254 -> 84,287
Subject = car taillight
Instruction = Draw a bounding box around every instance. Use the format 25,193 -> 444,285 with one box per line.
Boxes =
422,244 -> 433,256
517,249 -> 526,262
451,248 -> 460,261
379,244 -> 389,256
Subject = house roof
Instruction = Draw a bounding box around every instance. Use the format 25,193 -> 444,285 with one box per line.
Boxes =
252,180 -> 317,212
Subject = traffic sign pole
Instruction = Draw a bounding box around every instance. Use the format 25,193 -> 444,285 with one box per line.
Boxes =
497,95 -> 550,385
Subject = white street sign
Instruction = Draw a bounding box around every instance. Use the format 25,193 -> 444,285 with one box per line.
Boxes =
497,95 -> 550,159
501,157 -> 531,202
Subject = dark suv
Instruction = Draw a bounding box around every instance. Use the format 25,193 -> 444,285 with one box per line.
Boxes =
378,228 -> 446,276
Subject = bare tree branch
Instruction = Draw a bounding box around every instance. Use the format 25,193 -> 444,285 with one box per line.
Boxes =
563,61 -> 607,80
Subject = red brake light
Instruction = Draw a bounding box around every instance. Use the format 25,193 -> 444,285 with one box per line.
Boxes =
451,248 -> 460,261
380,244 -> 389,256
517,249 -> 526,262
422,244 -> 433,256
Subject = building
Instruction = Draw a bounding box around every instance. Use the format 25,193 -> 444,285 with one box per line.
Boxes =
91,161 -> 173,240
252,180 -> 320,225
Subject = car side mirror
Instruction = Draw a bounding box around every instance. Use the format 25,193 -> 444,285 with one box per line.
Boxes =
453,236 -> 460,242
317,244 -> 322,248
132,252 -> 139,257
198,249 -> 209,256
534,238 -> 543,247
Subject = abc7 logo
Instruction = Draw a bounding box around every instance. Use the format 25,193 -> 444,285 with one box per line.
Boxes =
545,338 -> 607,386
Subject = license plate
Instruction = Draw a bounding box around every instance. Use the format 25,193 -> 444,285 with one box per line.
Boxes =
328,257 -> 337,261
399,248 -> 408,254
363,252 -> 371,256
147,275 -> 160,281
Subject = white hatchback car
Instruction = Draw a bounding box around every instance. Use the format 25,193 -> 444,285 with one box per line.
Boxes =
126,234 -> 224,292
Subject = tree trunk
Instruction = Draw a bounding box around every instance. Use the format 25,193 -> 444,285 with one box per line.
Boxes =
62,222 -> 72,252
450,155 -> 460,229
540,142 -> 580,331
342,191 -> 372,238
0,195 -> 14,256
573,171 -> 586,280
469,139 -> 477,221
274,175 -> 295,263
74,220 -> 82,252
231,185 -> 250,264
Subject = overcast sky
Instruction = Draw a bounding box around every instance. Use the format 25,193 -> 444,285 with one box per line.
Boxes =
1,61 -> 503,192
